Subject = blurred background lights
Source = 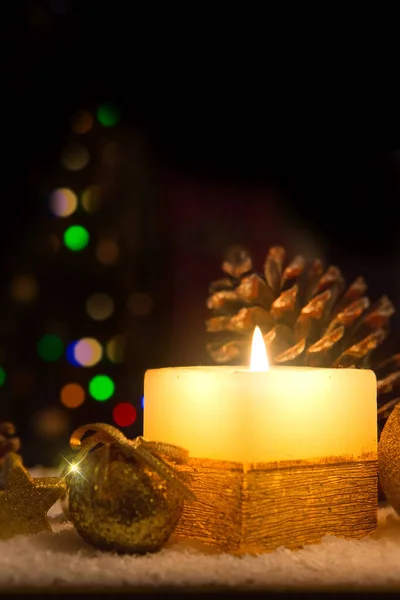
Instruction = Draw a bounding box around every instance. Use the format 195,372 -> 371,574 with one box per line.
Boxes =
81,185 -> 102,213
89,374 -> 115,401
66,340 -> 80,366
97,103 -> 121,127
73,337 -> 103,367
106,334 -> 125,363
10,274 -> 39,303
96,239 -> 119,265
141,395 -> 144,410
86,293 -> 114,320
32,407 -> 70,440
60,383 -> 85,408
49,188 -> 78,217
127,292 -> 154,316
37,334 -> 63,362
64,225 -> 90,251
0,367 -> 6,387
71,109 -> 94,134
61,142 -> 90,171
113,402 -> 136,427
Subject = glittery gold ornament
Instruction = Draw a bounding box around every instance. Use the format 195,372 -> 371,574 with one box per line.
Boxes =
0,452 -> 66,539
63,423 -> 195,554
378,404 -> 400,514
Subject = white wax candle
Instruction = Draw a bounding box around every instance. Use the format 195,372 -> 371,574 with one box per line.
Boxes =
143,364 -> 377,464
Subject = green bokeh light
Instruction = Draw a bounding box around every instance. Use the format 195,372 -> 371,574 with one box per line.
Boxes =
96,103 -> 121,127
89,374 -> 115,401
64,225 -> 90,251
37,334 -> 64,362
0,367 -> 6,387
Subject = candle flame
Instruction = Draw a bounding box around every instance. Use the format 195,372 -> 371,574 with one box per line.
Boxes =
250,326 -> 269,371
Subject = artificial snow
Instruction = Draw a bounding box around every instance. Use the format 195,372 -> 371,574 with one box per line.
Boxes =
0,468 -> 399,592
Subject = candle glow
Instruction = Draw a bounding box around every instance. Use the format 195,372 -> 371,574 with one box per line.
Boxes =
144,337 -> 377,464
143,326 -> 378,552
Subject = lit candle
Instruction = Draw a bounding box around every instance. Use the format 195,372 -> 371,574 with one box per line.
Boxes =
144,327 -> 377,464
143,327 -> 378,553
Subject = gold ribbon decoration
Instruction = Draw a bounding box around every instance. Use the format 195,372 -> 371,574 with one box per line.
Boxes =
64,423 -> 195,503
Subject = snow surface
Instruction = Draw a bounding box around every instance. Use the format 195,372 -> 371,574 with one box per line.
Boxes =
0,468 -> 399,592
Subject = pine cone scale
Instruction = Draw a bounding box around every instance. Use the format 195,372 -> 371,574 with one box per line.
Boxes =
236,274 -> 275,309
263,246 -> 285,294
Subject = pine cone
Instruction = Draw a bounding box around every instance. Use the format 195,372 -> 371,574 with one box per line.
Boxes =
206,245 -> 400,431
0,421 -> 21,463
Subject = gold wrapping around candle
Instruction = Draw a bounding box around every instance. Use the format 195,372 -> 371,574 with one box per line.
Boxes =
173,453 -> 378,554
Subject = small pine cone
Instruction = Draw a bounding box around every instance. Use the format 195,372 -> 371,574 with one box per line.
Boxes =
0,421 -> 21,463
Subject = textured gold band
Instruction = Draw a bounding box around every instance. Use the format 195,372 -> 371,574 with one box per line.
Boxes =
174,455 -> 378,554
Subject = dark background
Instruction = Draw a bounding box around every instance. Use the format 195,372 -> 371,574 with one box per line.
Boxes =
2,1 -> 400,465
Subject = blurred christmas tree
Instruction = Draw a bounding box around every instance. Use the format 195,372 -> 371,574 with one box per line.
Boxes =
0,102 -> 168,466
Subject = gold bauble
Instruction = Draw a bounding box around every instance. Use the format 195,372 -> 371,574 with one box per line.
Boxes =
68,443 -> 185,554
378,404 -> 400,514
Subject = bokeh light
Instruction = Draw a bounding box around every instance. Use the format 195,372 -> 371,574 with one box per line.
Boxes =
126,292 -> 154,316
141,395 -> 144,409
97,103 -> 121,127
71,110 -> 94,134
106,334 -> 125,363
0,367 -> 6,387
32,407 -> 70,440
66,340 -> 80,366
60,383 -> 85,408
113,403 -> 137,427
81,185 -> 102,213
61,142 -> 90,171
96,239 -> 120,265
64,225 -> 90,251
73,337 -> 103,367
10,275 -> 39,303
49,188 -> 78,217
37,334 -> 63,362
86,293 -> 114,320
89,374 -> 115,401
